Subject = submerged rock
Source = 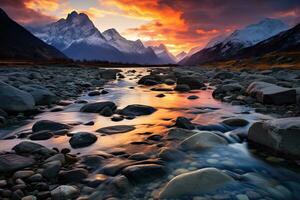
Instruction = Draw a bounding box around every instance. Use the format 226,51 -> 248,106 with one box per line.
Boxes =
80,101 -> 117,113
159,168 -> 235,199
0,81 -> 35,112
246,81 -> 296,105
32,120 -> 71,132
248,117 -> 300,157
97,125 -> 135,134
180,131 -> 228,151
119,104 -> 157,116
69,132 -> 97,148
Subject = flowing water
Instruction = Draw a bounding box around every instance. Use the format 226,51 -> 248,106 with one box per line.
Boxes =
1,68 -> 300,199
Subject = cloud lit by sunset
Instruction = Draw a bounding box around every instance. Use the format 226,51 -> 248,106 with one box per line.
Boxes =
1,0 -> 300,54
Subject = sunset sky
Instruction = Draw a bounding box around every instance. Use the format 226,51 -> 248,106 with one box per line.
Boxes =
1,0 -> 300,54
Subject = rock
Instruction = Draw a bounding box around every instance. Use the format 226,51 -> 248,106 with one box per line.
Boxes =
128,153 -> 149,161
222,118 -> 249,127
20,84 -> 57,105
180,131 -> 228,151
45,153 -> 65,164
246,81 -> 296,105
138,75 -> 162,85
88,90 -> 101,96
42,160 -> 61,180
32,120 -> 70,132
175,117 -> 194,130
13,170 -> 34,179
156,94 -> 165,98
197,123 -> 232,133
80,101 -> 117,113
174,84 -> 191,92
187,95 -> 199,100
159,168 -> 235,199
165,79 -> 176,85
147,134 -> 162,141
29,130 -> 54,140
177,76 -> 205,89
0,154 -> 35,173
248,117 -> 300,157
12,189 -> 25,200
99,106 -> 114,117
21,195 -> 37,200
158,147 -> 186,161
99,69 -> 120,79
97,125 -> 135,134
214,71 -> 234,79
13,141 -> 56,157
221,83 -> 244,92
167,128 -> 196,140
0,81 -> 35,112
69,132 -> 97,148
27,173 -> 43,182
120,104 -> 156,116
122,164 -> 166,183
51,185 -> 79,200
59,168 -> 88,183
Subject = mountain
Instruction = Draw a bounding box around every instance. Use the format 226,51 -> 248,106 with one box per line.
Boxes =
175,51 -> 187,62
234,23 -> 300,59
31,11 -> 164,64
0,8 -> 66,60
150,44 -> 176,64
181,18 -> 289,65
204,34 -> 228,48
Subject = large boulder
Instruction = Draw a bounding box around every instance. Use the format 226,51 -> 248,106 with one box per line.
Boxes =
32,120 -> 70,132
246,81 -> 296,105
12,141 -> 56,157
69,132 -> 97,148
20,84 -> 58,105
138,75 -> 162,86
176,76 -> 205,89
0,154 -> 35,173
159,168 -> 235,199
167,128 -> 197,140
0,81 -> 35,112
119,104 -> 156,116
248,117 -> 300,157
180,131 -> 228,151
80,101 -> 117,113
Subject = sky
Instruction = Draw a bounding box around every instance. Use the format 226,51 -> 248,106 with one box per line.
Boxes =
1,0 -> 300,54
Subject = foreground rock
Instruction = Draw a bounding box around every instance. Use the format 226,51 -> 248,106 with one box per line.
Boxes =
13,141 -> 56,157
176,76 -> 205,89
246,81 -> 296,105
97,125 -> 135,134
0,81 -> 35,112
159,168 -> 235,199
32,120 -> 70,132
180,131 -> 228,151
69,132 -> 97,148
80,101 -> 117,113
248,117 -> 300,157
167,128 -> 197,140
51,185 -> 79,200
0,154 -> 35,173
119,104 -> 157,116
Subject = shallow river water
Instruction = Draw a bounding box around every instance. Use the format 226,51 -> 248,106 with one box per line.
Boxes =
1,68 -> 300,200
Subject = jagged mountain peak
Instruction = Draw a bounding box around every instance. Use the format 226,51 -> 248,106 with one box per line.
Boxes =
103,28 -> 124,41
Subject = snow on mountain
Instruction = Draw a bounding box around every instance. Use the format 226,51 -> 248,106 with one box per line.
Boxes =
102,28 -> 147,54
205,34 -> 228,48
150,44 -> 176,64
33,11 -> 106,50
175,51 -> 187,62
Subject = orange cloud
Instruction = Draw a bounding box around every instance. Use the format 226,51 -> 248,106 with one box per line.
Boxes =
24,0 -> 61,12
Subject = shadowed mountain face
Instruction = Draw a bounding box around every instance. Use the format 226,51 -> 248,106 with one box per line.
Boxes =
31,11 -> 167,64
181,18 -> 289,65
0,8 -> 66,60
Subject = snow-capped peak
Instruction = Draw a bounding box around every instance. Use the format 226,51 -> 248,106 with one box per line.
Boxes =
150,44 -> 176,63
175,51 -> 187,62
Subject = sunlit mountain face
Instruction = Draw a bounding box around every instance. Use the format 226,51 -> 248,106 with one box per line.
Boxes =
1,0 -> 299,56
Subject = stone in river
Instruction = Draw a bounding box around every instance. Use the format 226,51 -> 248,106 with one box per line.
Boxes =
88,90 -> 101,96
180,131 -> 228,151
12,141 -> 56,157
119,104 -> 157,116
177,76 -> 205,89
80,101 -> 117,113
69,132 -> 97,148
0,154 -> 35,173
0,81 -> 35,112
187,95 -> 199,100
51,185 -> 79,200
32,120 -> 70,132
138,75 -> 162,85
174,84 -> 191,92
175,117 -> 194,130
97,125 -> 135,134
29,130 -> 54,140
19,84 -> 58,105
159,168 -> 235,199
222,118 -> 249,127
121,164 -> 166,183
246,81 -> 296,105
248,117 -> 300,157
99,106 -> 114,117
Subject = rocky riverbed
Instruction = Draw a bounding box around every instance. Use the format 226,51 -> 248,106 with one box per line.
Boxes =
0,65 -> 300,200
